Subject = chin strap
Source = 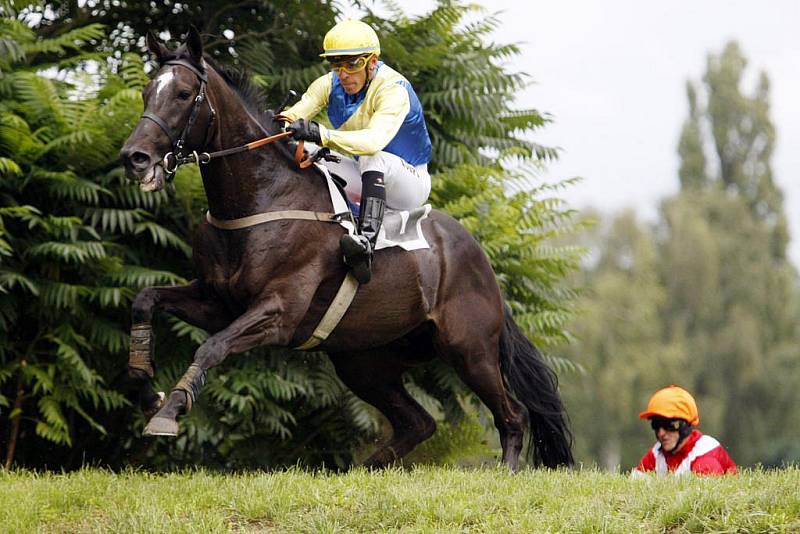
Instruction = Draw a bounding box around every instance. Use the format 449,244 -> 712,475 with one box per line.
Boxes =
664,421 -> 693,453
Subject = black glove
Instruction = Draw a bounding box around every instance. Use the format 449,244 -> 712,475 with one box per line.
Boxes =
286,119 -> 322,144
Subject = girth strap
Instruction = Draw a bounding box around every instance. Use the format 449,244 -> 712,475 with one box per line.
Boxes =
204,208 -> 359,349
206,209 -> 343,230
294,272 -> 359,351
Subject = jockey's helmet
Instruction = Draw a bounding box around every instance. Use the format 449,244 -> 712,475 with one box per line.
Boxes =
639,385 -> 700,426
320,19 -> 380,58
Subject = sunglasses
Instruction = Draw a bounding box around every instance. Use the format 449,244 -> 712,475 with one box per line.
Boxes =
650,418 -> 682,432
328,54 -> 374,75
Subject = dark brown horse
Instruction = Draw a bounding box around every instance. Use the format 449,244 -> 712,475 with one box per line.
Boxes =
119,28 -> 573,470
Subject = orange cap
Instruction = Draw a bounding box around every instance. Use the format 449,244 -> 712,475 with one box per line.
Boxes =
639,385 -> 699,426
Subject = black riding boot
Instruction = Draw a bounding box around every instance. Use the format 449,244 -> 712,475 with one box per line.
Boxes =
341,171 -> 386,284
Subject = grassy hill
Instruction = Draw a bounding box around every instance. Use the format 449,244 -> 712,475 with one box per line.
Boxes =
2,466 -> 798,532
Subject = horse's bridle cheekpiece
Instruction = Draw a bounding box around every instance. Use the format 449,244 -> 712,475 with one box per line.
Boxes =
141,59 -> 216,178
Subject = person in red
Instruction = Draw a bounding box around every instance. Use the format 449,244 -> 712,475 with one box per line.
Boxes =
632,385 -> 737,477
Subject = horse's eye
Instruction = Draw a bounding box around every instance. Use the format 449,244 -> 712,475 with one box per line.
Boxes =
178,90 -> 192,101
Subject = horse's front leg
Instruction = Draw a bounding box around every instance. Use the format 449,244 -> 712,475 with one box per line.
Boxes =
143,297 -> 293,436
129,280 -> 230,417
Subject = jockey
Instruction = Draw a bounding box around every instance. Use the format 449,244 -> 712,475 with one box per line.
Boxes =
278,19 -> 433,284
632,385 -> 737,477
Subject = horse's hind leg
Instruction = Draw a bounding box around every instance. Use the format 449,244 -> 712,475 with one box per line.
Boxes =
434,323 -> 526,471
329,350 -> 436,468
129,280 -> 230,417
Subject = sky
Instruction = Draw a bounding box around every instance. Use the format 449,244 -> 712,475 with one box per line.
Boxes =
346,0 -> 800,266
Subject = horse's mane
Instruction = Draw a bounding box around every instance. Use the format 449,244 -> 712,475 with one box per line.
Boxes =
205,57 -> 277,129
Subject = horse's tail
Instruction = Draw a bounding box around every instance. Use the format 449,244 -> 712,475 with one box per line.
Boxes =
499,303 -> 574,467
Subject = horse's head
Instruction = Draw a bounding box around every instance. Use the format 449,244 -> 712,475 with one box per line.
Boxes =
120,27 -> 216,191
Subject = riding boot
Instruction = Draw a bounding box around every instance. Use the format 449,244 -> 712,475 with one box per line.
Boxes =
341,171 -> 386,284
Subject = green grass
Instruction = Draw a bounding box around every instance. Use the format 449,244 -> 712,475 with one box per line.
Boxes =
1,466 -> 798,533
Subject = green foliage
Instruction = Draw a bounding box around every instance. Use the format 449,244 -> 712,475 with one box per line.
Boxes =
400,413 -> 497,467
1,0 -> 582,470
679,41 -> 788,259
365,1 -> 558,172
5,0 -> 341,69
139,350 -> 380,469
0,13 -> 192,465
659,191 -> 800,466
561,41 -> 800,469
659,42 -> 800,466
431,161 -> 583,351
559,210 -> 689,469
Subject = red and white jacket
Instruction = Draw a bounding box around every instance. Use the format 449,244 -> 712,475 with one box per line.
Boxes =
633,430 -> 737,477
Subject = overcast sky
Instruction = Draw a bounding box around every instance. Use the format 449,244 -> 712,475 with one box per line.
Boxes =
348,0 -> 800,266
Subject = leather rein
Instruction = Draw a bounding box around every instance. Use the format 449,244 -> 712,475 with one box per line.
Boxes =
141,58 -> 360,351
141,59 -> 316,179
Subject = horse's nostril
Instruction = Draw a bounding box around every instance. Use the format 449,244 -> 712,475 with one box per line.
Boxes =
131,152 -> 151,166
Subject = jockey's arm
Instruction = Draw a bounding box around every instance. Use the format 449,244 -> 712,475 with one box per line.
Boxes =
281,75 -> 331,122
319,83 -> 410,156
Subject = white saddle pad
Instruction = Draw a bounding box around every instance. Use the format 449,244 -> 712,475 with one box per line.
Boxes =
318,163 -> 431,251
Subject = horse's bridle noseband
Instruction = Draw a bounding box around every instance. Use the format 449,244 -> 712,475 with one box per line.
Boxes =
141,59 -> 217,177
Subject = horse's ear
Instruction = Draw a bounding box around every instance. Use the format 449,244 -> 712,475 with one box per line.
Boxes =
186,25 -> 204,64
146,31 -> 169,62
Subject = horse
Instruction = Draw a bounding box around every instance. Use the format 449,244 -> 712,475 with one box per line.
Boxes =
119,27 -> 573,471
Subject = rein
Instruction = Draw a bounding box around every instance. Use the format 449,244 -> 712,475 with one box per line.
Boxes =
143,59 -> 317,177
166,130 -> 315,173
143,58 -> 359,350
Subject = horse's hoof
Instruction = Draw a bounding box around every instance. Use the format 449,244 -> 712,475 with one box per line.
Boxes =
143,416 -> 179,437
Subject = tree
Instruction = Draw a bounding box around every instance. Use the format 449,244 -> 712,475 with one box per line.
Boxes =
659,192 -> 800,466
0,10 -> 187,467
559,211 -> 687,470
679,41 -> 788,260
9,0 -> 339,66
660,41 -> 800,466
560,41 -> 800,469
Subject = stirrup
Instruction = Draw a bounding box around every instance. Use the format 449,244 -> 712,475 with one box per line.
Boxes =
340,234 -> 373,284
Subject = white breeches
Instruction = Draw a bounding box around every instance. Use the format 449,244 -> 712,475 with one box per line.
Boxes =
321,150 -> 431,210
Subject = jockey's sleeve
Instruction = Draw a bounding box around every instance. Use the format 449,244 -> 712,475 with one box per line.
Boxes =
318,82 -> 410,156
282,74 -> 331,121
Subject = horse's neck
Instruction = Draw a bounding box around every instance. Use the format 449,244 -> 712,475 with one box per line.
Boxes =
200,74 -> 329,220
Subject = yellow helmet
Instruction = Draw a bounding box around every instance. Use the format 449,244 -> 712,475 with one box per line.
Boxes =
320,19 -> 380,58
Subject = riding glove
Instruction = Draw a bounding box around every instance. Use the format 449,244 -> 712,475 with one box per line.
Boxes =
286,119 -> 322,144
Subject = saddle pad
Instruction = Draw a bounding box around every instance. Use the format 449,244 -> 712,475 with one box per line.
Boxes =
317,163 -> 431,251
375,204 -> 432,251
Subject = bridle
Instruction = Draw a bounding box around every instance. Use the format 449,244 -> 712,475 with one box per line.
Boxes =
141,59 -> 217,177
137,57 -> 358,351
140,58 -> 326,177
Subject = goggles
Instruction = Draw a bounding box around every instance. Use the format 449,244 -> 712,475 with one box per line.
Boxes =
328,54 -> 374,75
650,417 -> 683,432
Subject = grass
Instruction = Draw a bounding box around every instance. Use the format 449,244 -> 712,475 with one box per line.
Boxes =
1,466 -> 798,533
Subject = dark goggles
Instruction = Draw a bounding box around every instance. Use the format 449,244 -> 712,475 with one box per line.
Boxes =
650,417 -> 683,432
328,54 -> 373,75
